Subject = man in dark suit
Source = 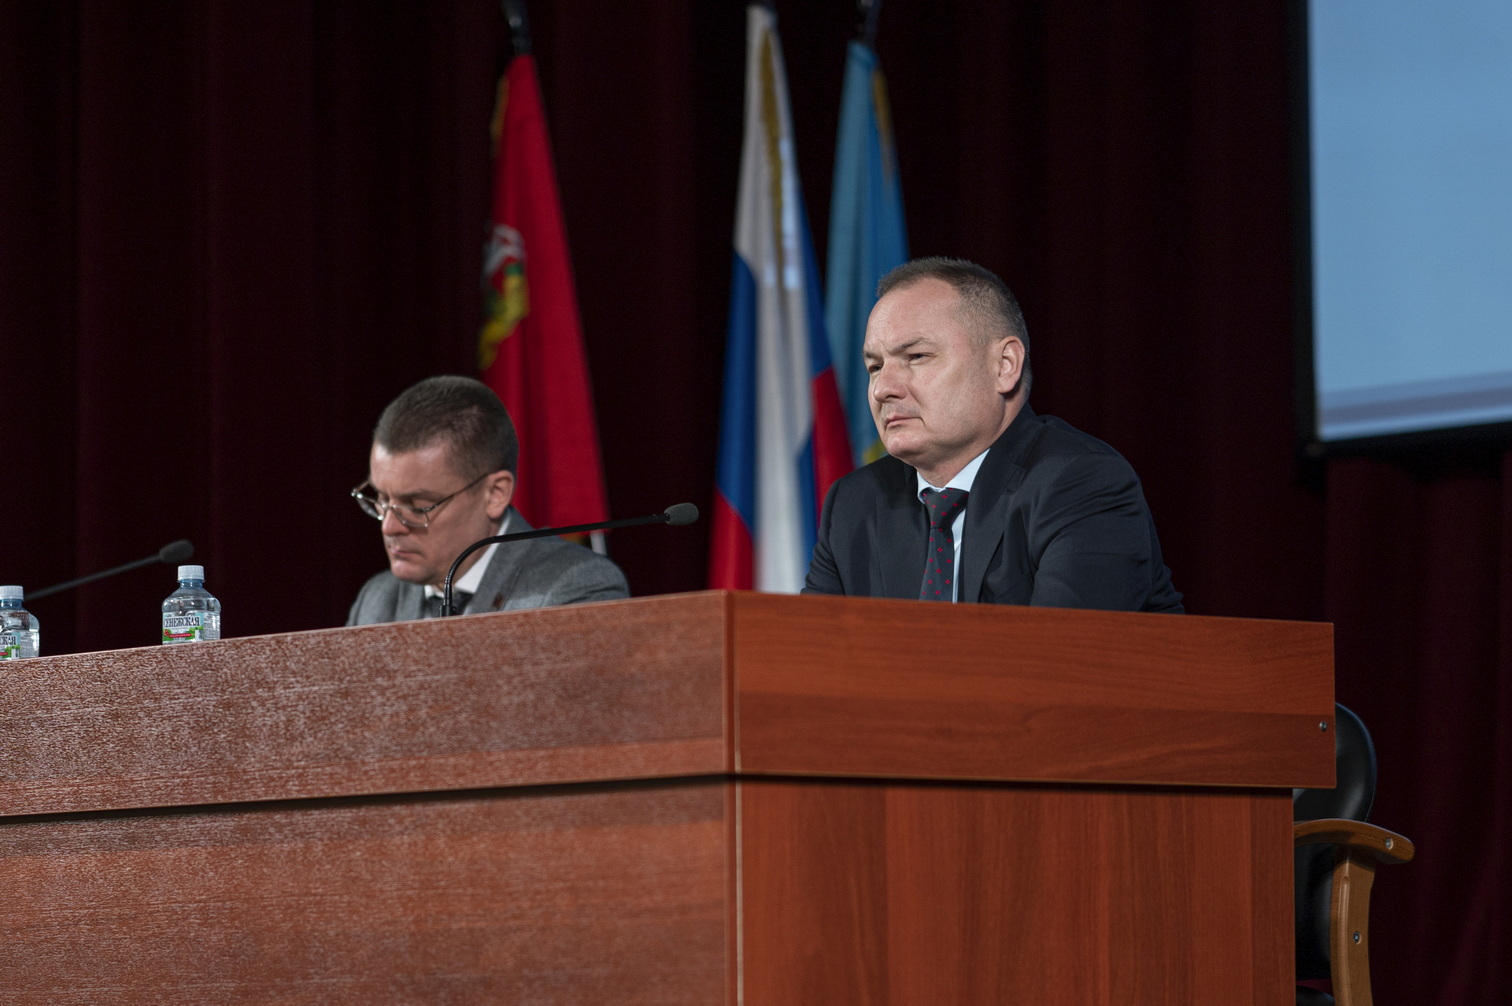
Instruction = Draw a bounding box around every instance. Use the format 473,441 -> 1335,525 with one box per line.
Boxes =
346,376 -> 627,625
804,258 -> 1182,612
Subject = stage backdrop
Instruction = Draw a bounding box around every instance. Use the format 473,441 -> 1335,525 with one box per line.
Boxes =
0,1 -> 1505,1001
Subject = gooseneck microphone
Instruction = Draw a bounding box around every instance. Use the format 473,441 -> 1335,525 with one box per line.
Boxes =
440,504 -> 699,617
29,539 -> 195,601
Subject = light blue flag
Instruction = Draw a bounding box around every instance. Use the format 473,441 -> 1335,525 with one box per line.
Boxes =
824,39 -> 908,466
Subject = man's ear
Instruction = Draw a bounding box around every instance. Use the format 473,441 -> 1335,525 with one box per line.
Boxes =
995,336 -> 1026,396
484,470 -> 515,521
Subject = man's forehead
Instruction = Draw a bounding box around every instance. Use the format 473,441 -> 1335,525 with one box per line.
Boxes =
369,440 -> 464,490
865,281 -> 969,350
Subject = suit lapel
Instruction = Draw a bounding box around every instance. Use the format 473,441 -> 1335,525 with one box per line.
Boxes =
395,580 -> 427,622
960,407 -> 1037,603
874,460 -> 928,599
471,506 -> 529,612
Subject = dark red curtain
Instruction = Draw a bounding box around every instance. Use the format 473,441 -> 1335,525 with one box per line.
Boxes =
1,1 -> 1505,999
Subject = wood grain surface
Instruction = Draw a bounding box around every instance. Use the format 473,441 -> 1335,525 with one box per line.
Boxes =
1,592 -> 1335,820
729,592 -> 1335,787
0,592 -> 1329,1003
736,776 -> 1294,1005
0,779 -> 729,1004
0,595 -> 727,817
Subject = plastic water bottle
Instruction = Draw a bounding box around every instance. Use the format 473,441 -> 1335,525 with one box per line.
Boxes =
161,565 -> 221,644
0,585 -> 40,659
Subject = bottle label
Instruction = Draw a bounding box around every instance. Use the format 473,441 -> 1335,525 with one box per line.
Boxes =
0,630 -> 35,659
163,613 -> 208,644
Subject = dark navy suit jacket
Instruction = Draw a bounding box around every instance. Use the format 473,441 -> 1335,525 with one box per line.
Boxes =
803,406 -> 1183,612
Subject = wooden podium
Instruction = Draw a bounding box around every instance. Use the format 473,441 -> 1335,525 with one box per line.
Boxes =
0,592 -> 1332,1004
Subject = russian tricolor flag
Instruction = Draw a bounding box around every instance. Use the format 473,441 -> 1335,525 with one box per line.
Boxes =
709,5 -> 852,593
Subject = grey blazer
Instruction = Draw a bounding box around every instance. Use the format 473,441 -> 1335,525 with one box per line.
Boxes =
346,507 -> 630,626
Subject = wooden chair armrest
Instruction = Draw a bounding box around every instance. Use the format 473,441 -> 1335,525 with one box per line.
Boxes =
1293,819 -> 1416,1006
1294,818 -> 1415,865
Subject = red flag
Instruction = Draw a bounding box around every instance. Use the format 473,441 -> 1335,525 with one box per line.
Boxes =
479,55 -> 609,530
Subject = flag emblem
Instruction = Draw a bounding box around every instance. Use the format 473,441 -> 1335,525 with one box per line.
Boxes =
480,224 -> 529,369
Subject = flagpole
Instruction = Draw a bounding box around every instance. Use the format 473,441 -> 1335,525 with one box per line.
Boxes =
501,0 -> 532,55
857,0 -> 882,46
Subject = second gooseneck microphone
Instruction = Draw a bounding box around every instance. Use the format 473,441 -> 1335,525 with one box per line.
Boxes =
27,539 -> 196,601
440,504 -> 698,617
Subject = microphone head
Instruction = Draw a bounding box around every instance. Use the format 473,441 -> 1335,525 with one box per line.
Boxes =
158,539 -> 195,565
663,503 -> 699,527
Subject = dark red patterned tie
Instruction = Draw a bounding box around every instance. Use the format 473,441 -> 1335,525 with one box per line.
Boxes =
920,487 -> 969,601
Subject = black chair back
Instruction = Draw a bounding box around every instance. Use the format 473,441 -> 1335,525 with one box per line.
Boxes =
1294,703 -> 1378,981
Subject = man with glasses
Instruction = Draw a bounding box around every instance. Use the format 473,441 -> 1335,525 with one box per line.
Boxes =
346,376 -> 628,625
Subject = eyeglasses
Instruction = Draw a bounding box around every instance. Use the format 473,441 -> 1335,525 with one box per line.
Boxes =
350,471 -> 490,528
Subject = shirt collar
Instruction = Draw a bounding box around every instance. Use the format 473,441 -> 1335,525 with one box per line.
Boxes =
916,447 -> 991,499
423,509 -> 512,599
